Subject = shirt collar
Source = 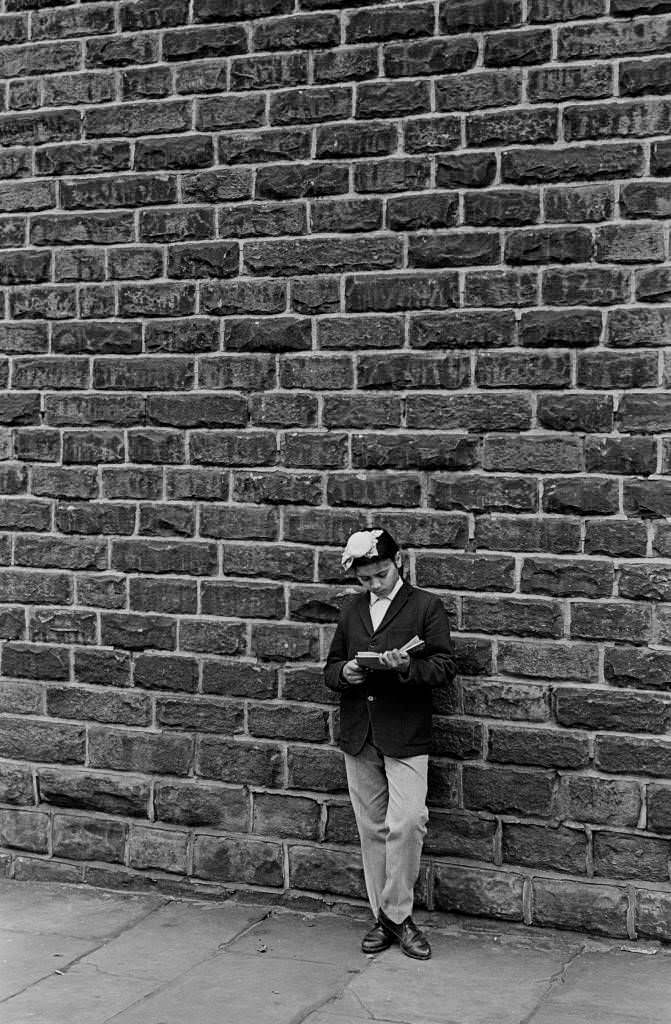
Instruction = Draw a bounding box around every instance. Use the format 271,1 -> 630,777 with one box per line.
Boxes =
370,577 -> 404,606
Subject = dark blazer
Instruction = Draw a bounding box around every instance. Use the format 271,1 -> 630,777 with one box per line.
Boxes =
324,581 -> 456,758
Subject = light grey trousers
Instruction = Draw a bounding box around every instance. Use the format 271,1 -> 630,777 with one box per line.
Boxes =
344,740 -> 429,925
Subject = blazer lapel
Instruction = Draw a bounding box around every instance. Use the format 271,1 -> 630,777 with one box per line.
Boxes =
372,582 -> 412,635
355,592 -> 374,636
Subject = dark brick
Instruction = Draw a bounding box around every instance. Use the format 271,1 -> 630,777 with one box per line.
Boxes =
403,116 -> 462,154
503,823 -> 587,874
436,70 -> 521,112
440,0 -> 522,33
464,765 -> 556,817
89,727 -> 192,776
559,775 -> 640,828
594,831 -> 671,881
557,688 -> 671,733
346,3 -> 433,42
538,395 -> 613,432
624,479 -> 671,518
585,519 -> 647,558
353,157 -> 431,194
431,473 -> 536,513
585,436 -> 657,476
356,80 -> 430,120
467,107 -> 557,147
155,780 -> 248,830
385,37 -> 477,78
1,810 -> 52,854
358,352 -> 470,389
0,718 -> 84,765
197,737 -> 283,787
253,12 -> 340,51
532,878 -> 627,937
245,236 -> 400,277
346,272 -> 458,312
597,735 -> 671,778
463,597 -> 563,638
122,67 -> 173,101
476,515 -> 580,554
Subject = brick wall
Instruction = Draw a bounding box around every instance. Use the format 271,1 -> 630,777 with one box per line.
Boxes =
0,0 -> 670,941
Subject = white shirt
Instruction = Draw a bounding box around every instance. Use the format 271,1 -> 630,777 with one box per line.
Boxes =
369,577 -> 404,631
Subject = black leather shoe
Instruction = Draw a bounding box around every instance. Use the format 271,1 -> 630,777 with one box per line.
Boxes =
378,909 -> 432,960
361,920 -> 394,954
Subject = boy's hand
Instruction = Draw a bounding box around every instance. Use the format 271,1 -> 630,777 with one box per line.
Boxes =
343,659 -> 366,685
379,649 -> 411,672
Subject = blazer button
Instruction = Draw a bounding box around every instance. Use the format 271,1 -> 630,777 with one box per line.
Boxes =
367,695 -> 375,702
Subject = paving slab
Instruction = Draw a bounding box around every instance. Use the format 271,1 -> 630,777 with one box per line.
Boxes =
227,908 -> 369,967
84,900 -> 267,981
0,879 -> 162,940
325,931 -> 580,1024
528,949 -> 671,1024
106,951 -> 353,1024
0,929 -> 98,1001
0,962 -> 162,1024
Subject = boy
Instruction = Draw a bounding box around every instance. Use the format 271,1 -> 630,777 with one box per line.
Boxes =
324,528 -> 456,959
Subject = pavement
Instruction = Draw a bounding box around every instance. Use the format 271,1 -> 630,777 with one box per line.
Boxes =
1,879 -> 670,1024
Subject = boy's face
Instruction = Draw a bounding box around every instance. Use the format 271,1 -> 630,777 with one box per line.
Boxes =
355,556 -> 401,598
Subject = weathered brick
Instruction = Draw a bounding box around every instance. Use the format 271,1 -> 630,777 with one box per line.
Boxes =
549,185 -> 618,223
463,765 -> 556,817
521,558 -> 613,598
559,775 -> 640,827
0,809 -> 49,854
594,831 -> 671,881
197,737 -> 283,787
440,0 -> 523,33
433,864 -> 524,921
489,725 -> 590,769
559,18 -> 671,62
532,877 -> 628,937
130,577 -> 197,614
245,236 -> 400,278
155,779 -> 248,830
571,602 -> 652,644
352,432 -> 476,471
101,613 -> 177,652
121,0 -> 189,31
122,67 -> 173,101
254,12 -> 339,50
604,646 -> 671,691
503,822 -> 587,874
218,128 -> 311,166
0,717 -> 84,765
196,834 -> 284,886
463,597 -> 563,637
557,687 -> 671,733
437,70 -> 521,113
482,435 -> 578,471
585,519 -> 647,558
162,24 -> 247,62
431,473 -> 536,513
543,477 -> 619,516
353,156 -> 431,194
476,516 -> 581,554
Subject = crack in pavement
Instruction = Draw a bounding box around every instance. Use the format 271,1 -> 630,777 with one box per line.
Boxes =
287,954 -> 380,1024
517,943 -> 587,1024
0,897 -> 171,1007
101,906 -> 273,1023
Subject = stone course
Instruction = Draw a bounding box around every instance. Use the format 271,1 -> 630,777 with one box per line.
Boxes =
0,0 -> 670,942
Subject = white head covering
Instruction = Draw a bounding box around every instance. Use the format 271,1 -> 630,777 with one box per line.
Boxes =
341,529 -> 383,572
